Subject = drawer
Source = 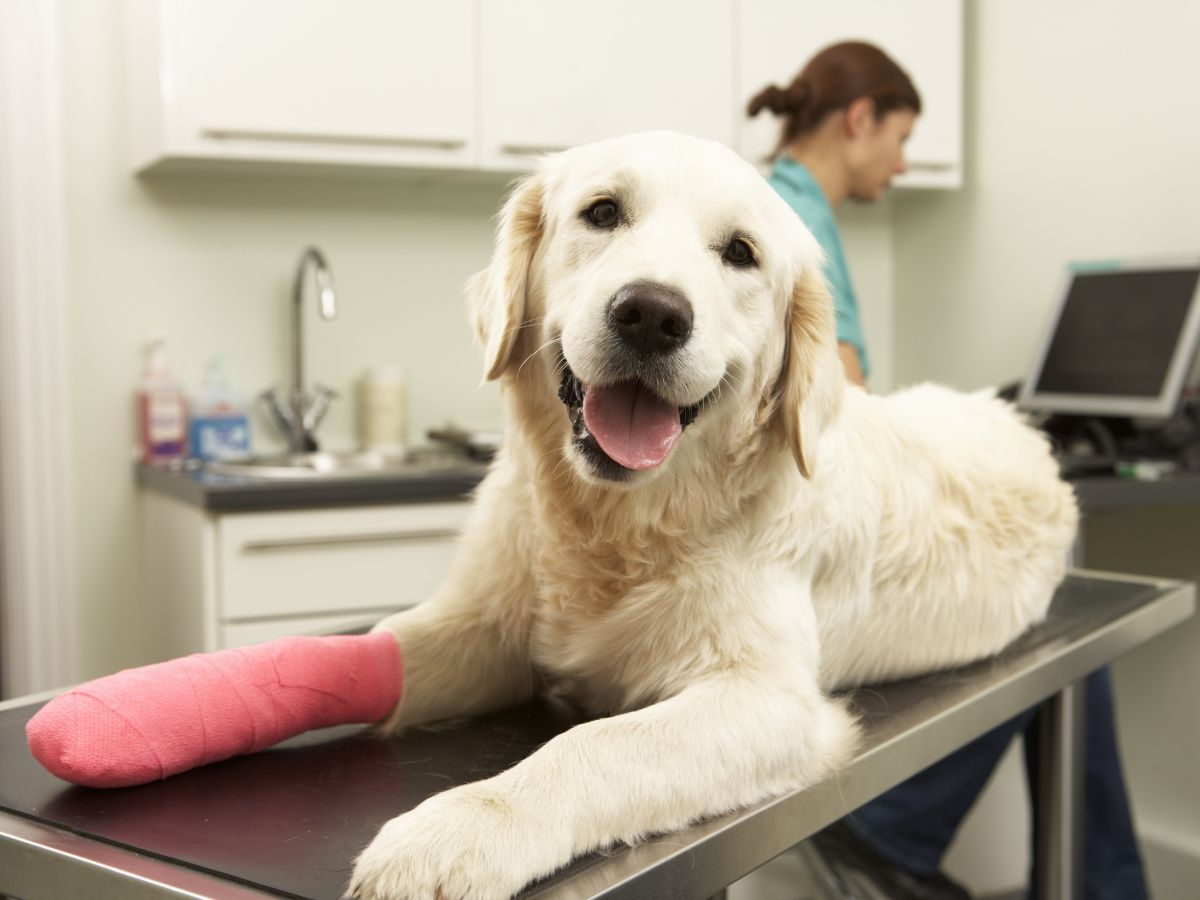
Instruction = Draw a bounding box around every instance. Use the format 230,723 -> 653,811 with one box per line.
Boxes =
217,502 -> 469,620
220,610 -> 393,648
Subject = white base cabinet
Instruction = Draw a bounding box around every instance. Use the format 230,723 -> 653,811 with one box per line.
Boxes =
141,491 -> 469,656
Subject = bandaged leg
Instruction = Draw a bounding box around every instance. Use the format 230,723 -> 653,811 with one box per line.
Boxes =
26,631 -> 401,788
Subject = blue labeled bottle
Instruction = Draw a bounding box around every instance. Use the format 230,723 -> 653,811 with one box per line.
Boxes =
188,356 -> 251,461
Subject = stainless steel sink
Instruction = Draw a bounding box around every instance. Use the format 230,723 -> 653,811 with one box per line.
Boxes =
204,449 -> 476,480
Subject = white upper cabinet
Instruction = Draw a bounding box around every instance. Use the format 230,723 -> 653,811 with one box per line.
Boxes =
125,0 -> 476,171
477,0 -> 735,172
737,0 -> 963,188
124,1 -> 961,187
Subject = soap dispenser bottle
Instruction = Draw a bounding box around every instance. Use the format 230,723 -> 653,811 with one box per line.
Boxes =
136,333 -> 188,464
189,355 -> 252,461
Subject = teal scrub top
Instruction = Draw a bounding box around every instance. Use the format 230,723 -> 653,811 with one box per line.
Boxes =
767,155 -> 870,378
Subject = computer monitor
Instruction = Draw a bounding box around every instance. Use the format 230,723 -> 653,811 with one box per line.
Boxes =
1017,258 -> 1200,419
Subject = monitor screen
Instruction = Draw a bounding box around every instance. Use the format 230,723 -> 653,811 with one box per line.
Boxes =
1018,259 -> 1200,418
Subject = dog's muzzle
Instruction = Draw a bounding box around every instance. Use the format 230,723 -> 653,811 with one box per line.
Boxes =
555,282 -> 714,480
558,363 -> 707,480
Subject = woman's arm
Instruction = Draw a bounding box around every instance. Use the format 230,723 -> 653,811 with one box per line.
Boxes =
838,341 -> 866,388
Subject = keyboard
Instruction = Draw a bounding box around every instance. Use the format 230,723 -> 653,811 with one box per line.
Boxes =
1056,454 -> 1117,478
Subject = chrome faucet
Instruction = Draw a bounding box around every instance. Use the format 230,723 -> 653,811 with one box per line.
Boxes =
262,247 -> 338,452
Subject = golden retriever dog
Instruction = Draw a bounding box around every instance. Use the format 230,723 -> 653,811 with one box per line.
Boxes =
348,131 -> 1078,899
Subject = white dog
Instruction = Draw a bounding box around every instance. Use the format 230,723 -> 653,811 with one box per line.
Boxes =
348,131 -> 1078,899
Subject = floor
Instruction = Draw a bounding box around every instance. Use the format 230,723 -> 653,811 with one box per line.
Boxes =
727,843 -> 822,899
728,841 -> 886,900
726,842 -> 1026,899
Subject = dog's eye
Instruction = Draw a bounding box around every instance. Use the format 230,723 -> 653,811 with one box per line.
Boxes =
723,238 -> 756,268
583,199 -> 620,229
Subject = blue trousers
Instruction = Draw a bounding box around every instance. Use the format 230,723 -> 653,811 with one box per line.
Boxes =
846,668 -> 1148,900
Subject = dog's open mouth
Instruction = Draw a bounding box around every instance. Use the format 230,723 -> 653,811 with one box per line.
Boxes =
558,364 -> 705,475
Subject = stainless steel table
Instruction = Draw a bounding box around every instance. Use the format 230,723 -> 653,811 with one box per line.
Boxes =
0,572 -> 1192,900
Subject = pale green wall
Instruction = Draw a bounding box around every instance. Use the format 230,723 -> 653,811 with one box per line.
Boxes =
893,1 -> 1200,391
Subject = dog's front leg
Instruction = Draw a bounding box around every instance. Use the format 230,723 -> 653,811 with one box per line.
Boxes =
369,597 -> 533,732
370,488 -> 540,732
370,573 -> 538,736
348,671 -> 858,900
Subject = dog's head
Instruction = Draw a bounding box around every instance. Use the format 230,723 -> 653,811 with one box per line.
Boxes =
469,131 -> 843,486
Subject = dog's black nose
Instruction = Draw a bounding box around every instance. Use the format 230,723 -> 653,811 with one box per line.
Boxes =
609,282 -> 693,355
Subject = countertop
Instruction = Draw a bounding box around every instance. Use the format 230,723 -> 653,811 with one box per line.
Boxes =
136,456 -> 489,512
1069,467 -> 1200,513
0,571 -> 1193,899
137,453 -> 1200,516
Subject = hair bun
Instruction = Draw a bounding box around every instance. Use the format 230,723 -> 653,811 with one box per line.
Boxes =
746,83 -> 788,118
786,76 -> 812,111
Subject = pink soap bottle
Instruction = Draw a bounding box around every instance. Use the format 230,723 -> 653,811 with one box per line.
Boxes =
137,334 -> 188,464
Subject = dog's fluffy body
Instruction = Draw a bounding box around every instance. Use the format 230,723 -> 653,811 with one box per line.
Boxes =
349,132 -> 1078,899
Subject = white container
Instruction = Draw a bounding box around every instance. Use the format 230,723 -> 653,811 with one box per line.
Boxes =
358,365 -> 407,454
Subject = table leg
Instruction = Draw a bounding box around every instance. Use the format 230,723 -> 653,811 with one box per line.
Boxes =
1032,680 -> 1086,900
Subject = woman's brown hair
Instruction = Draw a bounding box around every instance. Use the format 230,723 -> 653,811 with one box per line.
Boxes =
747,41 -> 921,157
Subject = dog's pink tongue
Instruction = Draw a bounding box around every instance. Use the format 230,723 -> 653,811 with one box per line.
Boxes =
583,382 -> 682,471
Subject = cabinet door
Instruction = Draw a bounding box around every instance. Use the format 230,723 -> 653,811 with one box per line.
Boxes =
738,0 -> 963,188
135,0 -> 475,169
217,503 -> 470,621
479,0 -> 736,171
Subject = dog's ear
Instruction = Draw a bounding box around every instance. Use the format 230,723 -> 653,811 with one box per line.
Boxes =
467,174 -> 546,382
777,267 -> 844,479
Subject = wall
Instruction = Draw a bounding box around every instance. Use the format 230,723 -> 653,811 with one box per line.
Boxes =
839,201 -> 895,392
893,0 -> 1200,391
892,2 -> 1200,895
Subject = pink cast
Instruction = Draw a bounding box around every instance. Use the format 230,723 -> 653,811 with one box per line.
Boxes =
26,631 -> 402,788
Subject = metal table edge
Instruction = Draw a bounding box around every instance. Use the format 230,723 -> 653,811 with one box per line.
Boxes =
0,809 -> 283,900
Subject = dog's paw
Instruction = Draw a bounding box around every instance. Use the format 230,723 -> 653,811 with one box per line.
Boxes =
345,781 -> 557,900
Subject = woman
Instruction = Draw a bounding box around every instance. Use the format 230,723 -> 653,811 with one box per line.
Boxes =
749,40 -> 918,388
748,42 -> 1148,900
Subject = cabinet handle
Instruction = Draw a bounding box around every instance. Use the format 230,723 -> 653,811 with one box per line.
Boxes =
499,142 -> 573,156
242,529 -> 460,553
200,128 -> 468,150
